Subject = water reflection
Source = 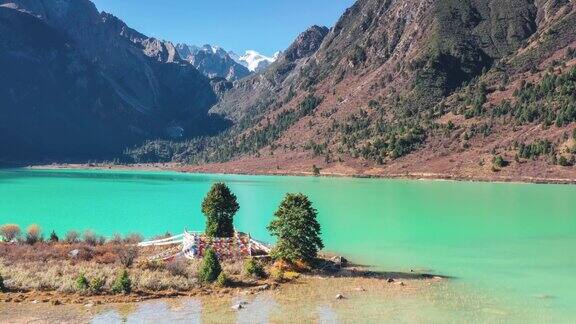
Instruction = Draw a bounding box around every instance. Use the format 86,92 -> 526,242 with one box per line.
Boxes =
235,294 -> 278,324
90,295 -> 279,324
318,305 -> 338,323
92,299 -> 201,323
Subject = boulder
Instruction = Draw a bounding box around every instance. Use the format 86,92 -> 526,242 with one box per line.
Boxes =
330,256 -> 349,268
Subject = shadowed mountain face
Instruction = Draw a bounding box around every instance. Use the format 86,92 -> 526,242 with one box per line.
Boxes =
0,0 -> 226,161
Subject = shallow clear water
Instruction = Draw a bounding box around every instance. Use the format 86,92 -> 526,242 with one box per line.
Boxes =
0,169 -> 575,322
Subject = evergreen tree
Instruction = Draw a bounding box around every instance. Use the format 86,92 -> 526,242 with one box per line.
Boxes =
111,270 -> 132,294
201,183 -> 239,237
75,274 -> 89,292
312,164 -> 321,176
215,272 -> 230,287
267,193 -> 324,265
49,230 -> 59,243
244,258 -> 266,278
198,248 -> 222,283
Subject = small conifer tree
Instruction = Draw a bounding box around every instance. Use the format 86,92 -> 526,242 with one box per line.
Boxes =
76,274 -> 89,292
243,258 -> 266,278
201,183 -> 239,238
198,248 -> 222,283
111,270 -> 131,294
89,277 -> 105,295
49,230 -> 59,242
215,272 -> 230,287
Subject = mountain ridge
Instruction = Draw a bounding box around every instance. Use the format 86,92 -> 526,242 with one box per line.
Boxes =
127,0 -> 576,181
175,43 -> 251,81
0,0 -> 227,161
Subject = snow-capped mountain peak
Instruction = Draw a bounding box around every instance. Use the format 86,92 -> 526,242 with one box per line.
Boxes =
229,50 -> 278,73
175,43 -> 250,81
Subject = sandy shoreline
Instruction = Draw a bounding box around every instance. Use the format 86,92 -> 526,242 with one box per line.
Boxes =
21,162 -> 576,185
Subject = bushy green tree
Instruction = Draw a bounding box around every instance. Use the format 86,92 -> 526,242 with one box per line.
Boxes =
492,155 -> 507,169
215,272 -> 230,287
198,248 -> 222,283
201,183 -> 239,237
243,258 -> 266,278
89,277 -> 105,295
76,274 -> 89,292
312,165 -> 321,176
111,270 -> 131,294
267,193 -> 324,265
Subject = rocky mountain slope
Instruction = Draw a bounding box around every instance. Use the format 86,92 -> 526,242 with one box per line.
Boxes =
0,0 -> 226,161
128,0 -> 576,181
175,44 -> 250,81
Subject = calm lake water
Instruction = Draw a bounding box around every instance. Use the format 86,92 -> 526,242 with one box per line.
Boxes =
0,169 -> 575,322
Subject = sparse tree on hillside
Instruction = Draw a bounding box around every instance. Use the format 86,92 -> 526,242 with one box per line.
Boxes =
201,183 -> 239,238
312,165 -> 321,176
267,193 -> 324,265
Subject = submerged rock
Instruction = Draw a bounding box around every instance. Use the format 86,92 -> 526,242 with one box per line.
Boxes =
231,301 -> 249,310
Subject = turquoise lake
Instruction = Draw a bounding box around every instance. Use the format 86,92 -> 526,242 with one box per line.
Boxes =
0,169 -> 575,322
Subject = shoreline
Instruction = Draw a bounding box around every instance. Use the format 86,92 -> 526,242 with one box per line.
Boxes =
0,269 -> 442,306
19,163 -> 576,185
0,242 -> 442,306
1,275 -> 444,323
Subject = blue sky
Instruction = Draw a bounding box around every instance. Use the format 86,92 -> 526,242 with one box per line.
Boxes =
92,0 -> 355,56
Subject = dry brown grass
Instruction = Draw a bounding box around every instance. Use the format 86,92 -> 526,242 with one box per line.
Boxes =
0,241 -> 259,295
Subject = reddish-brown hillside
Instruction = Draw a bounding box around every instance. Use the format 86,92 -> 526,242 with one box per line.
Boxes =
128,0 -> 576,182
